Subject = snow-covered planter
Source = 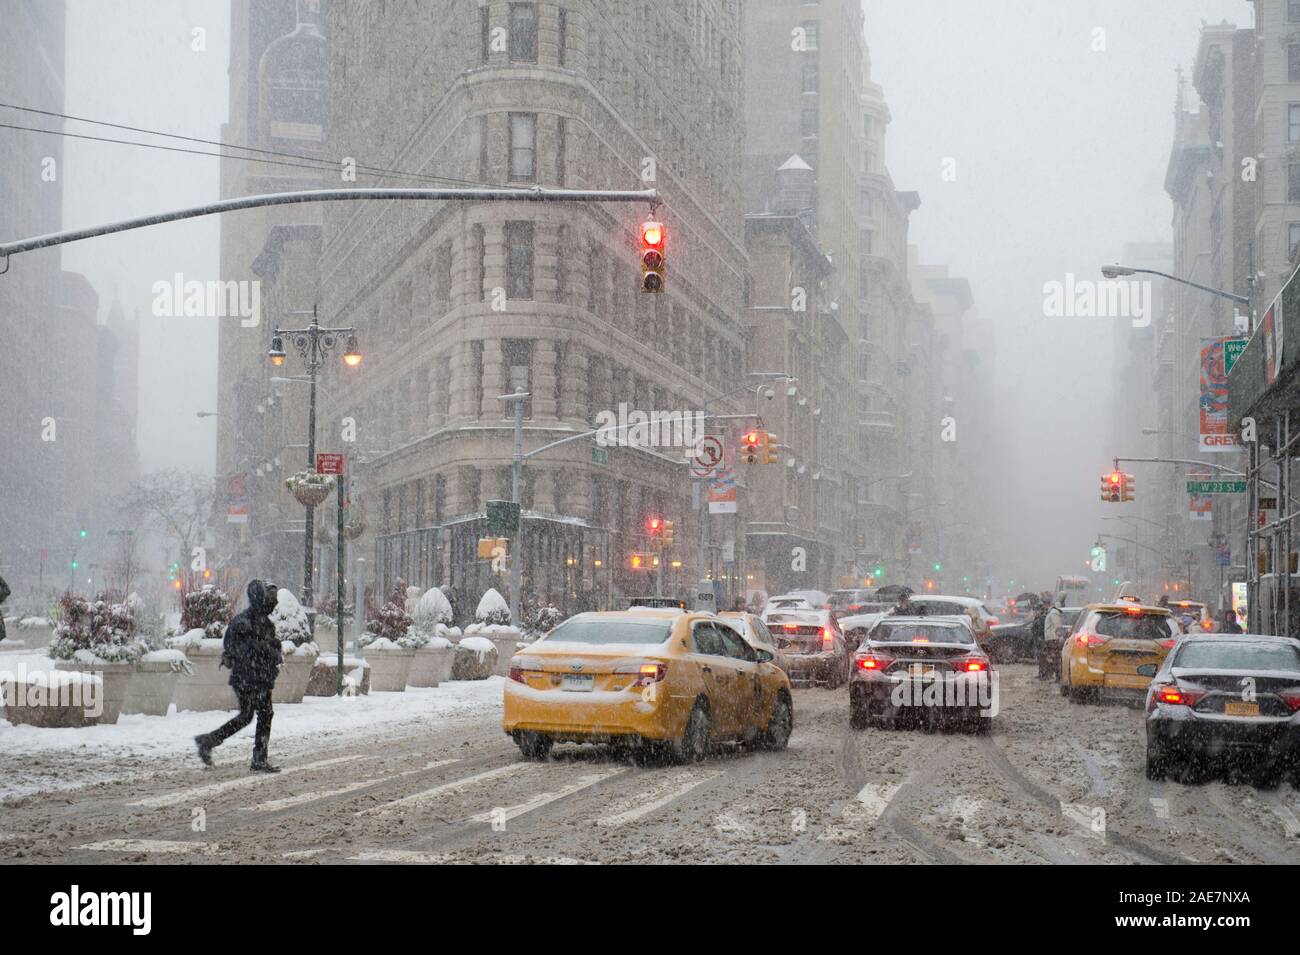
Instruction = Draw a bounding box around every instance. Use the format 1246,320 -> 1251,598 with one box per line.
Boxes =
16,616 -> 55,649
360,637 -> 415,691
408,635 -> 455,688
272,640 -> 319,704
452,635 -> 499,681
167,629 -> 237,712
2,669 -> 104,728
468,588 -> 523,676
285,469 -> 335,508
46,595 -> 145,724
306,655 -> 371,696
181,588 -> 233,639
122,649 -> 192,717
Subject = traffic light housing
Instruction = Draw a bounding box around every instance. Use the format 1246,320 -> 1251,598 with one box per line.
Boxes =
763,431 -> 779,464
662,520 -> 675,547
741,429 -> 762,464
645,515 -> 663,537
1101,471 -> 1122,503
640,220 -> 666,293
630,552 -> 650,570
1121,473 -> 1135,502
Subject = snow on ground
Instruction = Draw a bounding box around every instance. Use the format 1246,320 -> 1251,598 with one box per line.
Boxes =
0,645 -> 504,801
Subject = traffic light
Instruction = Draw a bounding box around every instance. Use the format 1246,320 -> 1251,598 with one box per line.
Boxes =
662,520 -> 675,547
78,529 -> 87,539
645,515 -> 663,537
630,552 -> 650,570
70,559 -> 78,570
741,429 -> 762,464
763,431 -> 779,464
639,220 -> 666,292
873,564 -> 885,578
933,561 -> 942,573
1121,473 -> 1135,502
1101,471 -> 1122,503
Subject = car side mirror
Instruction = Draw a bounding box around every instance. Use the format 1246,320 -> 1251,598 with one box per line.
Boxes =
845,632 -> 862,651
756,649 -> 774,664
1136,663 -> 1157,678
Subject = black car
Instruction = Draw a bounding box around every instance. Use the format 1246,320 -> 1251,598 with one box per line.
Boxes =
1144,634 -> 1300,785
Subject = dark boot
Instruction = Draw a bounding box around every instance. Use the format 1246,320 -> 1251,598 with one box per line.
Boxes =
195,735 -> 214,767
250,761 -> 281,773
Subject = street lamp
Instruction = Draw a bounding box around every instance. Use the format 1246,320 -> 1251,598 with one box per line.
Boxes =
268,305 -> 360,620
1100,264 -> 1249,307
196,410 -> 222,419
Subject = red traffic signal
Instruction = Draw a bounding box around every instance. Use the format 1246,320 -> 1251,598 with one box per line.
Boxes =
646,515 -> 663,535
640,220 -> 666,293
741,429 -> 763,465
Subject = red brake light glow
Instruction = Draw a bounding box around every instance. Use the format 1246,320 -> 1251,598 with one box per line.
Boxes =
857,656 -> 883,671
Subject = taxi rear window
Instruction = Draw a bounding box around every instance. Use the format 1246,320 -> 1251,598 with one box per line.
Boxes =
1093,612 -> 1177,641
543,619 -> 673,645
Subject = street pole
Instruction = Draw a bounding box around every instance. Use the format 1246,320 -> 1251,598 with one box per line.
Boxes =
303,314 -> 319,629
336,470 -> 345,696
509,388 -> 526,625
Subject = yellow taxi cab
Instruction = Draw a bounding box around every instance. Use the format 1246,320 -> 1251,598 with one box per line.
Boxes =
503,609 -> 793,763
1059,603 -> 1179,702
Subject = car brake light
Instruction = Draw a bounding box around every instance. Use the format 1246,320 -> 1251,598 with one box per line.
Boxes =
1075,633 -> 1106,647
822,627 -> 834,649
856,655 -> 884,671
1159,638 -> 1176,649
508,665 -> 538,684
1154,684 -> 1204,707
1280,693 -> 1300,713
956,659 -> 987,672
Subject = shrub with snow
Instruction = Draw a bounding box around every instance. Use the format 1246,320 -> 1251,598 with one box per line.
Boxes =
475,587 -> 513,627
181,588 -> 233,640
526,604 -> 565,638
412,586 -> 453,637
48,592 -> 145,665
362,601 -> 420,650
270,587 -> 314,647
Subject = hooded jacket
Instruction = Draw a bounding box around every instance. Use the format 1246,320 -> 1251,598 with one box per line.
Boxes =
222,580 -> 283,693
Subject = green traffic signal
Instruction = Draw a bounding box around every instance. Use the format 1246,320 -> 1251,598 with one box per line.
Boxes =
933,561 -> 942,572
79,529 -> 87,538
71,560 -> 78,569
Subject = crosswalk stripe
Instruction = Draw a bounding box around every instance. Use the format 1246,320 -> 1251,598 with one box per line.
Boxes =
355,763 -> 525,816
76,838 -> 220,855
129,755 -> 367,809
470,769 -> 626,824
594,770 -> 721,827
816,780 -> 903,842
241,760 -> 459,813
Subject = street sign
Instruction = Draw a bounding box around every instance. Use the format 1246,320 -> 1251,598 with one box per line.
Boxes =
1224,338 -> 1248,375
691,435 -> 724,477
316,453 -> 345,475
591,446 -> 609,466
1186,480 -> 1246,494
1260,497 -> 1278,510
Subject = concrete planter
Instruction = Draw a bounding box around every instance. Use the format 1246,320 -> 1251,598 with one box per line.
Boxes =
272,650 -> 317,704
122,654 -> 187,717
172,640 -> 238,713
407,643 -> 454,688
2,670 -> 103,727
15,622 -> 56,650
452,638 -> 499,681
363,646 -> 415,691
486,634 -> 527,677
52,659 -> 134,725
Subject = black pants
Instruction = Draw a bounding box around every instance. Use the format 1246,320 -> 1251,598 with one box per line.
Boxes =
199,688 -> 273,764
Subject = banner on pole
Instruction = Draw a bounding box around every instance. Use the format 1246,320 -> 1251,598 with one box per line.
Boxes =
1199,337 -> 1241,451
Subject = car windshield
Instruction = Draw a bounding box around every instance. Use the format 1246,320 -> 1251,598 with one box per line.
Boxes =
542,618 -> 673,646
1093,612 -> 1176,641
1173,641 -> 1300,672
871,623 -> 974,645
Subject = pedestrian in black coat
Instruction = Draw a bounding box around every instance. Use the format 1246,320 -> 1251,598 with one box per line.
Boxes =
0,573 -> 9,643
195,580 -> 283,772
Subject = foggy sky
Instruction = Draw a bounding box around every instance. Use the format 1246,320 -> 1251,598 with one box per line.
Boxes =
864,0 -> 1253,587
51,1 -> 1257,592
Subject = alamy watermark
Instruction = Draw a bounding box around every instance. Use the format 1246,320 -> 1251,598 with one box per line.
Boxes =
593,403 -> 706,453
1042,273 -> 1151,328
1,664 -> 103,718
151,273 -> 260,326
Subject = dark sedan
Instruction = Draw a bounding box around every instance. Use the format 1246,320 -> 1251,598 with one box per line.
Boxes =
1144,634 -> 1300,786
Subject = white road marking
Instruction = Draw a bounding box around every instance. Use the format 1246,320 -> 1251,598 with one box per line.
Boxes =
594,770 -> 721,827
713,809 -> 754,838
76,838 -> 220,855
817,780 -> 904,842
349,848 -> 596,865
241,760 -> 459,813
129,755 -> 367,809
470,768 -> 626,824
355,763 -> 527,816
281,848 -> 328,859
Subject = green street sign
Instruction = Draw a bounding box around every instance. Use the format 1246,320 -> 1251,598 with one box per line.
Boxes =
1224,338 -> 1248,375
1186,480 -> 1246,494
591,446 -> 609,466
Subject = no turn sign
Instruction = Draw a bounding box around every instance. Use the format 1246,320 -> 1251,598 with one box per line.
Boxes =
691,435 -> 724,477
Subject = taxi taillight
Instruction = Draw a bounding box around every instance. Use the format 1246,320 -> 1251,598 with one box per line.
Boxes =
822,627 -> 834,649
616,662 -> 668,687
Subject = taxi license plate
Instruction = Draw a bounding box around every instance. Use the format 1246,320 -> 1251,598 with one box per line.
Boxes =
908,663 -> 935,677
561,674 -> 594,692
1225,700 -> 1259,717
